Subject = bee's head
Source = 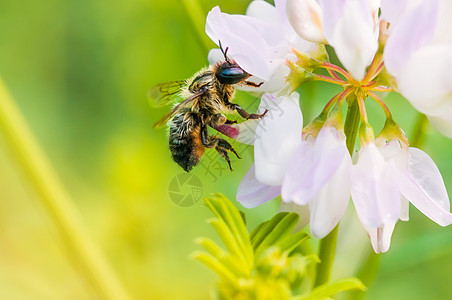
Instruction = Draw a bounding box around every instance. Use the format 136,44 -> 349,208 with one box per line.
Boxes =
215,61 -> 250,85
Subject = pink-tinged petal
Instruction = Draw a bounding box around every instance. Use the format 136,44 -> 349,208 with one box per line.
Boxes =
318,0 -> 346,43
237,164 -> 281,208
398,148 -> 452,226
375,139 -> 410,220
380,0 -> 409,24
254,93 -> 303,186
282,126 -> 349,205
309,155 -> 352,238
363,222 -> 396,253
428,110 -> 452,138
287,0 -> 326,43
205,6 -> 276,80
384,0 -> 438,76
279,201 -> 310,231
322,0 -> 378,79
281,141 -> 314,203
397,44 -> 452,115
351,143 -> 401,228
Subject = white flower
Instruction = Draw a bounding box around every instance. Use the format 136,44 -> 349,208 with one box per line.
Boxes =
282,126 -> 352,238
382,0 -> 452,137
206,0 -> 315,92
287,0 -> 379,80
351,139 -> 452,253
237,92 -> 302,200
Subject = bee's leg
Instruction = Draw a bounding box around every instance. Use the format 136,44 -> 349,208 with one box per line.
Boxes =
244,81 -> 264,88
214,138 -> 241,171
228,104 -> 269,120
201,124 -> 240,171
225,119 -> 237,125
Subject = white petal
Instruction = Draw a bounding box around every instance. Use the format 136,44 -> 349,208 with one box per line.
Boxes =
351,143 -> 401,228
279,201 -> 310,231
309,154 -> 352,238
398,148 -> 452,226
380,0 -> 409,24
282,126 -> 350,205
254,93 -> 303,186
321,0 -> 378,79
434,0 -> 452,43
237,164 -> 281,208
246,0 -> 279,25
287,0 -> 326,43
400,196 -> 410,221
397,44 -> 452,115
363,222 -> 396,253
384,0 -> 438,76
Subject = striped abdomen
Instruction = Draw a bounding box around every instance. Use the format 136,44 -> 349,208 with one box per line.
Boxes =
169,109 -> 205,172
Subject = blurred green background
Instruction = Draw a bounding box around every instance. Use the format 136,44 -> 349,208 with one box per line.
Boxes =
0,0 -> 451,299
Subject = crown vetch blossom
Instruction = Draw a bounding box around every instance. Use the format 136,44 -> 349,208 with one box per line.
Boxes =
352,130 -> 452,253
207,0 -> 452,253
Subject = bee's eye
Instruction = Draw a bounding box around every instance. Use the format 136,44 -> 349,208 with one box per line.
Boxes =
216,64 -> 248,84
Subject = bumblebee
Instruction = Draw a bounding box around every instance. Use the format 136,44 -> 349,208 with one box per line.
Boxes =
149,45 -> 267,172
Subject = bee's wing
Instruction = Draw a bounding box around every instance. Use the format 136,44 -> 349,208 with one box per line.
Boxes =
148,80 -> 186,107
153,90 -> 206,128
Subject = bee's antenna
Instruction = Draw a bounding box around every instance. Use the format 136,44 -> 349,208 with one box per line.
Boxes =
219,40 -> 232,65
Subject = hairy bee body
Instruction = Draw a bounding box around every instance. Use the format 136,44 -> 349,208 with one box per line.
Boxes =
169,108 -> 204,172
151,53 -> 267,172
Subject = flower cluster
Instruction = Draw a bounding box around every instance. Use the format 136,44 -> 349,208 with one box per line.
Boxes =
206,0 -> 452,253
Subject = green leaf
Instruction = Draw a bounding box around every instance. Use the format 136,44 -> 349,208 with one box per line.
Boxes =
275,231 -> 310,254
252,212 -> 289,250
191,251 -> 238,286
208,218 -> 245,263
292,278 -> 366,300
250,221 -> 267,242
195,237 -> 249,277
255,213 -> 300,254
204,194 -> 253,268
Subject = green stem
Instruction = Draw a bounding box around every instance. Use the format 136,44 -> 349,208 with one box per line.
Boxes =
313,99 -> 361,289
0,77 -> 131,300
314,226 -> 339,287
181,0 -> 212,53
410,113 -> 428,148
348,250 -> 380,300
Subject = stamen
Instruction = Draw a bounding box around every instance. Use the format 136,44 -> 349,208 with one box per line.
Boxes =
319,62 -> 351,80
312,74 -> 347,85
322,88 -> 353,114
368,91 -> 392,118
357,93 -> 368,123
372,86 -> 393,92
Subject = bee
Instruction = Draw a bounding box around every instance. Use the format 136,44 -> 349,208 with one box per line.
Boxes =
149,43 -> 267,172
